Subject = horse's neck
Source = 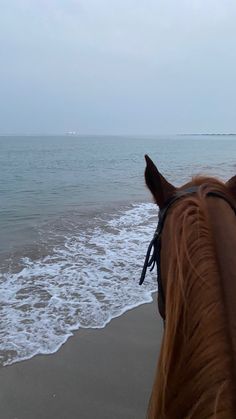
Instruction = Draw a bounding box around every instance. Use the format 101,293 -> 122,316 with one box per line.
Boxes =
148,197 -> 236,418
207,197 -> 236,383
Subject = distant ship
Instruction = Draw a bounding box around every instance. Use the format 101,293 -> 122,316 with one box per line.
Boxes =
66,131 -> 79,136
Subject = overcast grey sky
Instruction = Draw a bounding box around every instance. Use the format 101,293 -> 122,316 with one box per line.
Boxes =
1,0 -> 236,135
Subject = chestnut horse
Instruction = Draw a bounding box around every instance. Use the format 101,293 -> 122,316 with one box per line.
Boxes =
141,155 -> 236,418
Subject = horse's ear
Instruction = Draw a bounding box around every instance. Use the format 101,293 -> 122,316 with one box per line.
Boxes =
226,175 -> 236,198
145,155 -> 176,208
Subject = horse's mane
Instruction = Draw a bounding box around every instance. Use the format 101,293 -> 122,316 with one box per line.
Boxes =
148,177 -> 235,418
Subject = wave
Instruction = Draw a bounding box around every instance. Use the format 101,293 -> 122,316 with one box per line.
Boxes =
0,202 -> 158,366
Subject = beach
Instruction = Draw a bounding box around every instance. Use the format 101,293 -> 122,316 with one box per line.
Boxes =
1,134 -> 235,418
1,0 -> 236,412
0,301 -> 162,419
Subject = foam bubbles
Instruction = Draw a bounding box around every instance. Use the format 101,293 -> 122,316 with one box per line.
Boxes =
0,203 -> 158,366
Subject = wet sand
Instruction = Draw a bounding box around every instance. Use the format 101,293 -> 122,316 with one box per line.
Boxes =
0,300 -> 163,419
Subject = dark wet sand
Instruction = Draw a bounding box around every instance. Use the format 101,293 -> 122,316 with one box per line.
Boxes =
0,301 -> 163,419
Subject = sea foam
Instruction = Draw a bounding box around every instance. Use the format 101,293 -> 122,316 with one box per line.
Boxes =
0,203 -> 158,366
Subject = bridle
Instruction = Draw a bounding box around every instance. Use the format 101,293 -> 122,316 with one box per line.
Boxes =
139,185 -> 236,320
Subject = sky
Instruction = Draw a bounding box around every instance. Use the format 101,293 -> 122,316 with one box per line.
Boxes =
1,0 -> 236,135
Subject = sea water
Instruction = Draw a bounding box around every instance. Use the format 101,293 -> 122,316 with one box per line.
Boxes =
0,135 -> 235,366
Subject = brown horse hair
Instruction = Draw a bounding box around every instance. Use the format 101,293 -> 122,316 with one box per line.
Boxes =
147,177 -> 236,418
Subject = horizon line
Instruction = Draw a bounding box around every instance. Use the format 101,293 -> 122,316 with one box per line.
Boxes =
1,132 -> 236,137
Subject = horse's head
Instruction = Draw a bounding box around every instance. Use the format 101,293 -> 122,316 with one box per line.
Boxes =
144,154 -> 236,320
145,154 -> 236,208
144,155 -> 236,417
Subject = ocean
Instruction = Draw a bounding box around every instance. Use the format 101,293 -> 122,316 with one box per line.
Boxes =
0,134 -> 235,366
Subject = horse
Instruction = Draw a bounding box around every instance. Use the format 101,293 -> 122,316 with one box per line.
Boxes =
141,155 -> 236,418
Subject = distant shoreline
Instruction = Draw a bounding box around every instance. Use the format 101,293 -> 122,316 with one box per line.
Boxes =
180,133 -> 236,136
1,133 -> 236,137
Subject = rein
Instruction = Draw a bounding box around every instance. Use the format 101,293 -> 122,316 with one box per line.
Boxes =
140,186 -> 236,319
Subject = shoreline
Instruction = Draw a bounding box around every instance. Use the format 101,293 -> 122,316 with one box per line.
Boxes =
0,200 -> 158,368
0,300 -> 163,419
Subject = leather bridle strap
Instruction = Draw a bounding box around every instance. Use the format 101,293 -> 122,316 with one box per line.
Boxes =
139,186 -> 236,319
139,186 -> 199,285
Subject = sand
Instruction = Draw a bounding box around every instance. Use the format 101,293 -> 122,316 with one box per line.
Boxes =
0,300 -> 163,419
